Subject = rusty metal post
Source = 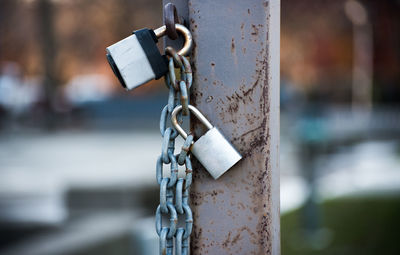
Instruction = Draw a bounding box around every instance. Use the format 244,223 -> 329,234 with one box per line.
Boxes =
164,0 -> 280,254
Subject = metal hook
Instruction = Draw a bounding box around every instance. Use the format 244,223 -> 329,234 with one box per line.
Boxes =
164,3 -> 181,40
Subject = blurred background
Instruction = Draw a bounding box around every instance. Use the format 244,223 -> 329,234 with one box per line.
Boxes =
0,0 -> 399,254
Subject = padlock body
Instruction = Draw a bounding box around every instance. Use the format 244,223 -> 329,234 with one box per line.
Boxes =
106,28 -> 168,90
191,127 -> 242,179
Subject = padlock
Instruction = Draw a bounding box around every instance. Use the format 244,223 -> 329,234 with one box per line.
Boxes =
171,105 -> 242,179
106,24 -> 192,90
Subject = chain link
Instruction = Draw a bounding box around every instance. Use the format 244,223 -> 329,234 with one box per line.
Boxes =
156,50 -> 193,255
178,134 -> 193,165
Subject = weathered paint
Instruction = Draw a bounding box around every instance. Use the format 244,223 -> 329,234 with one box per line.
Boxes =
163,0 -> 280,254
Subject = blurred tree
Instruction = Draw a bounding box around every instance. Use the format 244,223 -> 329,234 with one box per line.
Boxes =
281,0 -> 400,105
37,0 -> 59,128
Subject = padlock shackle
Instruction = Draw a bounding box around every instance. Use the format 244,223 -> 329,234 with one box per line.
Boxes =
171,105 -> 213,139
154,24 -> 192,56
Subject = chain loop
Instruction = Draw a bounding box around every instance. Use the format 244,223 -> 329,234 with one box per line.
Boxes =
184,156 -> 193,190
160,106 -> 179,139
166,46 -> 184,68
175,178 -> 184,214
181,237 -> 189,255
166,236 -> 174,255
182,203 -> 193,239
156,156 -> 163,185
156,203 -> 178,238
178,135 -> 193,165
165,47 -> 192,116
159,227 -> 168,255
179,81 -> 189,115
162,128 -> 176,164
175,228 -> 184,255
168,83 -> 177,112
168,152 -> 178,188
156,154 -> 178,188
160,178 -> 169,213
180,55 -> 193,88
167,57 -> 179,90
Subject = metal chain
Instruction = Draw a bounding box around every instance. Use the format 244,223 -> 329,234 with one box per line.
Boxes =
156,49 -> 193,255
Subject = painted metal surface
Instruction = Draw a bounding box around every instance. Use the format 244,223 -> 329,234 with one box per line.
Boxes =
164,0 -> 280,254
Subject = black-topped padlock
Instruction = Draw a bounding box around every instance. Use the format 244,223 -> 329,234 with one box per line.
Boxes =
106,24 -> 192,90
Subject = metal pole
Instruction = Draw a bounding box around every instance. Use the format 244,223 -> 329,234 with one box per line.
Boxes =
164,1 -> 280,254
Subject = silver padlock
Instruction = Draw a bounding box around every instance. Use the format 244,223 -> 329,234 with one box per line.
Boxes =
171,105 -> 242,179
106,24 -> 192,90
